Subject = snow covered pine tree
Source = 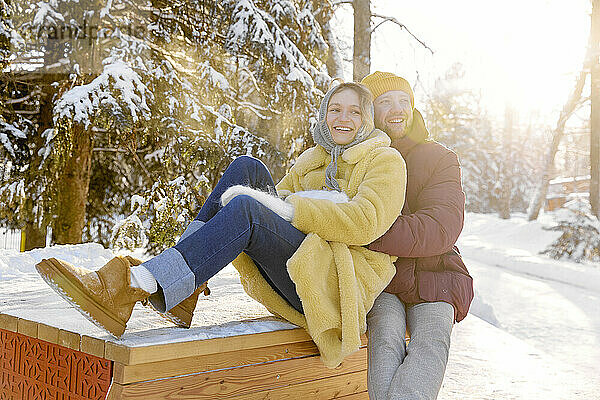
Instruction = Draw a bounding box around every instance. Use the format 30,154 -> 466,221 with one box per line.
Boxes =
1,0 -> 332,253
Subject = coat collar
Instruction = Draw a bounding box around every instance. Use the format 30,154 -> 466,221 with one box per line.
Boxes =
390,108 -> 430,157
292,129 -> 391,175
341,129 -> 390,164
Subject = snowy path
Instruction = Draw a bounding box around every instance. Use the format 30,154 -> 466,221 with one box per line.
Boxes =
466,256 -> 600,377
440,316 -> 598,399
457,212 -> 600,397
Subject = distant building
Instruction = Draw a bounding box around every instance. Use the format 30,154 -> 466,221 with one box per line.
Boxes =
545,175 -> 590,211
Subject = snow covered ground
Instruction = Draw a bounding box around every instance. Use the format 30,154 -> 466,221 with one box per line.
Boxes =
0,244 -> 296,345
457,212 -> 600,397
1,211 -> 599,397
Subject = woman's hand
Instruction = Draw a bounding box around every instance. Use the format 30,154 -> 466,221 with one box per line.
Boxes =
221,185 -> 294,222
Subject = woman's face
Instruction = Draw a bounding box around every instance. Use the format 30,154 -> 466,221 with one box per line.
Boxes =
326,88 -> 363,145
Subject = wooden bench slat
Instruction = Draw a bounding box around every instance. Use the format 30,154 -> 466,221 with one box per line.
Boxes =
0,313 -> 18,332
113,339 -> 320,384
81,334 -> 106,358
335,391 -> 369,399
113,347 -> 367,399
58,329 -> 80,350
16,318 -> 38,338
37,323 -> 60,344
234,370 -> 367,400
107,328 -> 314,365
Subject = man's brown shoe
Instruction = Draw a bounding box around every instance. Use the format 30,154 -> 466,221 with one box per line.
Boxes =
125,256 -> 210,328
35,256 -> 150,337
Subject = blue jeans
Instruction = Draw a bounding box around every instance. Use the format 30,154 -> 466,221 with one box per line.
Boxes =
143,156 -> 306,314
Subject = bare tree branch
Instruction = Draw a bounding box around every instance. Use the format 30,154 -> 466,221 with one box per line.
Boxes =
92,147 -> 152,153
225,94 -> 276,120
239,66 -> 266,97
4,94 -> 33,104
527,66 -> 590,220
120,132 -> 152,180
371,13 -> 433,54
332,0 -> 353,7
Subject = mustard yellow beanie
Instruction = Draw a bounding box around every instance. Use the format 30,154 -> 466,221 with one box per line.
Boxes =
360,71 -> 414,108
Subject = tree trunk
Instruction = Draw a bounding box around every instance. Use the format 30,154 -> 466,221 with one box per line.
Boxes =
23,195 -> 47,251
53,123 -> 93,244
17,20 -> 64,250
24,220 -> 47,251
322,21 -> 345,79
23,132 -> 49,251
352,0 -> 371,81
590,0 -> 600,217
527,68 -> 589,221
499,104 -> 513,219
21,72 -> 60,250
313,5 -> 345,80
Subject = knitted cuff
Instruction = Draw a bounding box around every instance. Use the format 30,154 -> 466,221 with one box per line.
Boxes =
130,264 -> 158,294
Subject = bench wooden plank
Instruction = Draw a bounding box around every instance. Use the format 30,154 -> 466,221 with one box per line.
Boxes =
106,382 -> 124,400
37,323 -> 60,344
105,328 -> 313,365
113,339 -> 320,384
109,381 -> 369,400
335,391 -> 369,399
17,318 -> 38,338
81,334 -> 106,358
0,313 -> 18,332
113,347 -> 367,399
58,329 -> 80,350
234,370 -> 367,399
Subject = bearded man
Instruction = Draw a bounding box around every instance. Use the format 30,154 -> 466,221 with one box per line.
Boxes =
360,71 -> 474,400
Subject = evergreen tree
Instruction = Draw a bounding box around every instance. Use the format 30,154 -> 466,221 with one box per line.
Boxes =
1,0 -> 331,252
542,199 -> 600,263
0,0 -> 11,71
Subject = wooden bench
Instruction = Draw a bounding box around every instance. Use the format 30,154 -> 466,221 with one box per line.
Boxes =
0,313 -> 369,399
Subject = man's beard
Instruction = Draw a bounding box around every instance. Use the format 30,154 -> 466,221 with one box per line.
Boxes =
383,112 -> 413,139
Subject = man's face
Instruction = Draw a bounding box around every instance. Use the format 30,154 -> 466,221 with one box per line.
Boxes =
373,90 -> 413,141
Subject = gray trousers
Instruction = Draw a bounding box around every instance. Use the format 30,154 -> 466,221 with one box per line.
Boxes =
367,292 -> 454,400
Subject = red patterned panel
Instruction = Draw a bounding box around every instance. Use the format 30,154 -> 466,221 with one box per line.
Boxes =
0,328 -> 112,400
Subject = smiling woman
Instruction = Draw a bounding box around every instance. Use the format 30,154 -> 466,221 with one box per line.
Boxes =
326,89 -> 363,145
324,82 -> 375,146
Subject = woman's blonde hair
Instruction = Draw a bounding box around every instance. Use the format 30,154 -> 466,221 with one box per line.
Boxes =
327,82 -> 375,134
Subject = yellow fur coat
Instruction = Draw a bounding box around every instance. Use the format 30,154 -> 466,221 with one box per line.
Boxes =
232,129 -> 407,367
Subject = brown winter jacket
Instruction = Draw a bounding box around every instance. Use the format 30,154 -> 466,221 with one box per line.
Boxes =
368,109 -> 474,322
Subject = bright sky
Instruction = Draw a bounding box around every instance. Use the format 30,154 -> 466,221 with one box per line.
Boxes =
336,0 -> 592,121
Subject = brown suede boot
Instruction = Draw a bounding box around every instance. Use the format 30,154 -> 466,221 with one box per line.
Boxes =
125,256 -> 210,328
35,256 -> 149,337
